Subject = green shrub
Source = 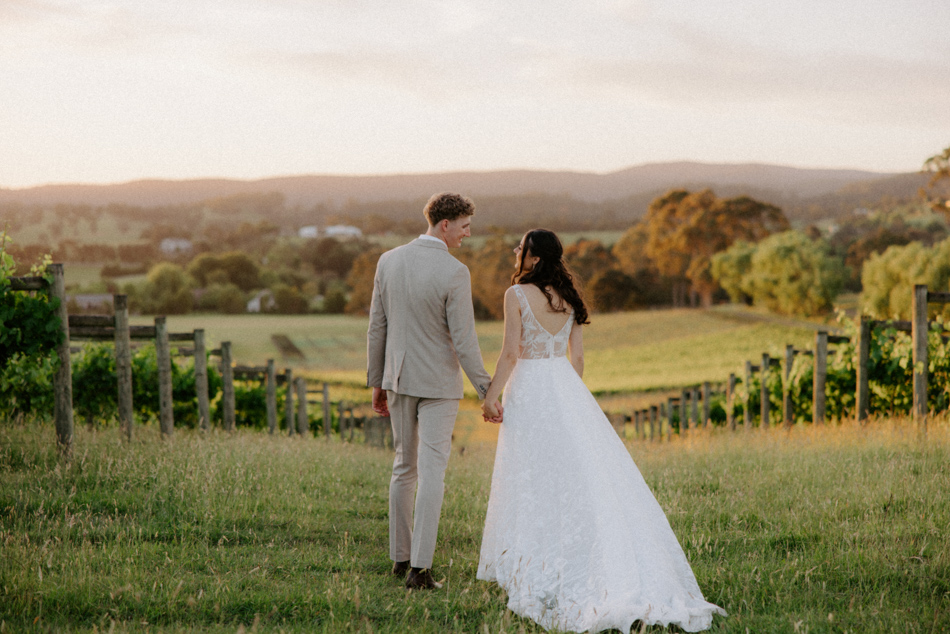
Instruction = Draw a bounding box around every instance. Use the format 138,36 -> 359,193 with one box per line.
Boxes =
0,352 -> 56,422
72,344 -> 118,426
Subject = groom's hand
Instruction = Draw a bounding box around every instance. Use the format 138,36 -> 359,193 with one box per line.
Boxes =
372,387 -> 390,416
481,401 -> 503,424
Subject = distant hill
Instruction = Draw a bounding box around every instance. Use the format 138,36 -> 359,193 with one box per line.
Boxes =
0,162 -> 895,209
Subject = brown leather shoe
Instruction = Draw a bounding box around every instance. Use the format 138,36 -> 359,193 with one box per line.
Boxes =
391,560 -> 410,577
405,567 -> 442,590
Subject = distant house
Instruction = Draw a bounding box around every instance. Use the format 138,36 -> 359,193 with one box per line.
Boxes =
325,225 -> 363,239
159,238 -> 193,256
247,289 -> 275,313
298,225 -> 319,239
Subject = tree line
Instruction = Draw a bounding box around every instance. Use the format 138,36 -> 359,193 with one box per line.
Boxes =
3,143 -> 949,321
349,188 -> 947,320
7,188 -> 943,321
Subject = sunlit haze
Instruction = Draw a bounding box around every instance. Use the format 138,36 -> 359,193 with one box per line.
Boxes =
1,0 -> 948,188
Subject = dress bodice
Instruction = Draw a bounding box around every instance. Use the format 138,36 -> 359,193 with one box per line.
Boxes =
513,284 -> 573,360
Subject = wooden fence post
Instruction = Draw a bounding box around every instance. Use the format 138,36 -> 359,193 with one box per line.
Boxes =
813,331 -> 828,425
285,368 -> 294,436
113,294 -> 133,441
744,361 -> 752,430
856,317 -> 871,423
339,400 -> 348,441
266,359 -> 277,435
679,391 -> 688,435
194,329 -> 210,432
702,381 -> 710,428
666,397 -> 675,438
649,405 -> 657,441
296,377 -> 309,435
49,263 -> 73,454
690,387 -> 699,430
154,316 -> 174,437
912,285 -> 929,428
783,344 -> 794,429
633,410 -> 641,439
761,353 -> 770,430
221,341 -> 235,432
727,373 -> 736,431
340,401 -> 348,440
322,382 -> 331,438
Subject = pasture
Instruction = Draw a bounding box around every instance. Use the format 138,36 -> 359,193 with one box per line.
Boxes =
1,416 -> 947,632
128,307 -> 823,397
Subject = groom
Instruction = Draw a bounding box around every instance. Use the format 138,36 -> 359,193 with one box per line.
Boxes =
367,192 -> 492,590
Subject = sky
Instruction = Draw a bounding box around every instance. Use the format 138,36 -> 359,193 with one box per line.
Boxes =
1,0 -> 948,189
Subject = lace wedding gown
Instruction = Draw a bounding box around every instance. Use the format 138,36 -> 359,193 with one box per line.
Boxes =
477,285 -> 726,633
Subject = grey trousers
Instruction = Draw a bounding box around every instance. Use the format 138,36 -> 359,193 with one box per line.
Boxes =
387,391 -> 459,569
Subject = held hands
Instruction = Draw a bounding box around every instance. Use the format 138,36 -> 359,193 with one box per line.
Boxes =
482,399 -> 503,424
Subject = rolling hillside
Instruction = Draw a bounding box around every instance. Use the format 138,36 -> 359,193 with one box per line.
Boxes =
0,161 -> 893,208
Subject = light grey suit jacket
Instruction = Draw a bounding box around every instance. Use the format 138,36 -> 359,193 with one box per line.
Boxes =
367,238 -> 490,400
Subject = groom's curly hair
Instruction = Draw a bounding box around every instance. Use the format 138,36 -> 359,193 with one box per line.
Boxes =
512,229 -> 590,326
423,192 -> 475,225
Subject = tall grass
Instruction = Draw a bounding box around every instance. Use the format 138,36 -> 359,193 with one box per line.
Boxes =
1,416 -> 947,632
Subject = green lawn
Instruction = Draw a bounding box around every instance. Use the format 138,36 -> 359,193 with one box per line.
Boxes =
131,307 -> 822,395
1,417 -> 947,632
64,263 -> 107,291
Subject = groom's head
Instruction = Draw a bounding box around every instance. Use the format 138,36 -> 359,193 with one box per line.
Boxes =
424,193 -> 475,248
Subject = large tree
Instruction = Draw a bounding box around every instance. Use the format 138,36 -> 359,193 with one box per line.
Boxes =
563,239 -> 617,285
138,262 -> 193,314
923,145 -> 950,218
861,238 -> 950,320
644,189 -> 789,306
344,247 -> 386,315
741,231 -> 846,317
186,251 -> 261,292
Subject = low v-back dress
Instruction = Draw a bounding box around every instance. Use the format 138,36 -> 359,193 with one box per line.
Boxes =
476,284 -> 726,633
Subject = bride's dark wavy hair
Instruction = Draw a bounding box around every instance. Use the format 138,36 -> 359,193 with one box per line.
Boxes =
511,229 -> 590,325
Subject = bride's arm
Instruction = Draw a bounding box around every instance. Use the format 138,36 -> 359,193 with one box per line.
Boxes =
483,287 -> 522,418
568,321 -> 584,378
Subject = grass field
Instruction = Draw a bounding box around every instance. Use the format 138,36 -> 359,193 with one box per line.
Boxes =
1,416 -> 947,633
130,307 -> 823,398
7,213 -> 151,247
64,263 -> 108,291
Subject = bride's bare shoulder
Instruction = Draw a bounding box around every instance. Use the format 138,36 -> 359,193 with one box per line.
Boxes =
504,286 -> 522,308
520,283 -> 565,312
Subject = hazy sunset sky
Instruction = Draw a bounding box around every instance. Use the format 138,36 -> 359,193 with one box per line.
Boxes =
1,0 -> 948,188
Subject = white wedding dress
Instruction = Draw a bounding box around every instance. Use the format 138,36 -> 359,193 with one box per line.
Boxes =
477,285 -> 726,633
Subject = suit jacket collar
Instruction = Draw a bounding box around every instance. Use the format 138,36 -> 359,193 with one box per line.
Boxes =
410,237 -> 449,252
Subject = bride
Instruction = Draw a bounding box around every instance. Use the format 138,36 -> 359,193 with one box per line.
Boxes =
477,229 -> 726,633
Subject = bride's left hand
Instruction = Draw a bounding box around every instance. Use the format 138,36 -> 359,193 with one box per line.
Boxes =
482,400 -> 503,424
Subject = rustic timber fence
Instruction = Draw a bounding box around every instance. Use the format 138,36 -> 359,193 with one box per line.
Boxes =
229,364 -> 390,448
626,285 -> 950,441
65,296 -> 229,438
6,264 -> 393,451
